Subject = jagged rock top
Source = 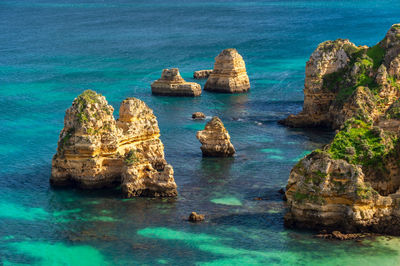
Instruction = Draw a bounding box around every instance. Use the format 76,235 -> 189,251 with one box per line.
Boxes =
151,68 -> 201,96
196,116 -> 235,157
51,90 -> 177,197
280,24 -> 400,129
204,48 -> 250,93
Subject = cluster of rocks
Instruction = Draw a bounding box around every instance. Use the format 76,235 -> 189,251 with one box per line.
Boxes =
151,68 -> 201,97
51,90 -> 177,197
151,48 -> 250,96
281,24 -> 400,235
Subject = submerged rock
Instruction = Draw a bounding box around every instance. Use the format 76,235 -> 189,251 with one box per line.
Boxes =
280,24 -> 400,130
192,112 -> 206,120
196,116 -> 235,157
204,49 -> 250,93
193,70 -> 213,79
51,90 -> 177,197
151,68 -> 201,96
188,212 -> 205,222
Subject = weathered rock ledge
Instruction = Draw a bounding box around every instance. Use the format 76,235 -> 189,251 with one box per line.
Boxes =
51,90 -> 177,197
204,49 -> 250,93
196,116 -> 235,157
151,68 -> 201,96
194,70 -> 212,79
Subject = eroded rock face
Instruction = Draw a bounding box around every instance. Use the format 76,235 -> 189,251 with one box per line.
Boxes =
280,24 -> 400,129
192,112 -> 206,120
204,49 -> 250,93
194,70 -> 212,79
188,212 -> 205,222
285,119 -> 400,234
151,68 -> 201,96
196,116 -> 235,157
51,90 -> 177,197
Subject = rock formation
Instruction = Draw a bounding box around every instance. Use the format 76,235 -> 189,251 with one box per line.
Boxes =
284,25 -> 400,235
196,116 -> 235,157
51,90 -> 177,197
192,112 -> 206,120
204,49 -> 250,93
280,24 -> 400,129
285,117 -> 400,234
193,70 -> 213,79
151,68 -> 201,96
188,212 -> 205,222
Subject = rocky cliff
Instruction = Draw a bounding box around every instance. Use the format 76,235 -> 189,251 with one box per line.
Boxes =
196,116 -> 235,157
51,90 -> 177,197
204,49 -> 250,93
285,118 -> 400,234
151,68 -> 201,96
280,24 -> 400,129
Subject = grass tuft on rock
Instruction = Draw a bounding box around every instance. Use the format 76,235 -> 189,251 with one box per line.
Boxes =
328,119 -> 395,167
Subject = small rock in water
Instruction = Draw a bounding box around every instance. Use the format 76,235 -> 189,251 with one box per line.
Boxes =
188,212 -> 205,222
278,188 -> 285,194
192,112 -> 206,120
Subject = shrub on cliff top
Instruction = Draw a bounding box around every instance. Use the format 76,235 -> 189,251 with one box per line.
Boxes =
328,119 -> 395,167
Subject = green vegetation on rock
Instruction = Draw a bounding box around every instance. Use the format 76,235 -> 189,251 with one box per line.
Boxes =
366,44 -> 385,69
124,150 -> 138,165
328,119 -> 395,167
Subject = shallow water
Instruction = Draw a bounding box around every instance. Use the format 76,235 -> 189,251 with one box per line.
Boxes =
1,0 -> 400,265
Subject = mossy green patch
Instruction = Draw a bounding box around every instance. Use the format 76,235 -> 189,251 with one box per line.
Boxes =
328,119 -> 395,167
366,44 -> 385,69
124,149 -> 138,165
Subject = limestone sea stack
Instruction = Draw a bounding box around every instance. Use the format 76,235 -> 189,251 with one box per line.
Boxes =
193,70 -> 213,79
280,24 -> 400,129
151,68 -> 201,96
196,116 -> 235,157
51,90 -> 177,197
204,49 -> 250,93
284,24 -> 400,235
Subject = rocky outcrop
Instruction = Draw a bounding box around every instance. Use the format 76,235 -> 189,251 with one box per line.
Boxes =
188,212 -> 205,222
196,116 -> 235,157
204,49 -> 250,93
51,90 -> 177,197
151,68 -> 201,96
285,118 -> 400,234
280,24 -> 400,130
192,112 -> 206,120
194,70 -> 212,79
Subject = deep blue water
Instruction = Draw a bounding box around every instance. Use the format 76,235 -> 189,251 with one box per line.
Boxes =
1,0 -> 400,265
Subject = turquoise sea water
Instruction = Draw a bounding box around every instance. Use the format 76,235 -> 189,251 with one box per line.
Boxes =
2,0 -> 400,265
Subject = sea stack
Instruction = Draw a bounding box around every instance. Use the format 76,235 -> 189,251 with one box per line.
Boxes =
151,68 -> 202,96
193,70 -> 213,79
284,24 -> 400,235
204,48 -> 250,93
280,24 -> 400,130
196,116 -> 235,157
51,90 -> 177,197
